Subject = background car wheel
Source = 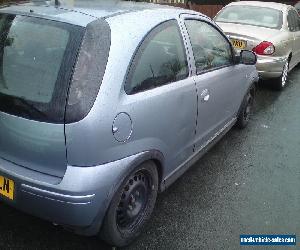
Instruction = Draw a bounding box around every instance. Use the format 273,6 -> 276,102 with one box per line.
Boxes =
275,60 -> 289,91
100,161 -> 158,247
236,86 -> 255,129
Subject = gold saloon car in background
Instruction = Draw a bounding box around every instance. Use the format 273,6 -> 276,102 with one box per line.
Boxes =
215,1 -> 300,90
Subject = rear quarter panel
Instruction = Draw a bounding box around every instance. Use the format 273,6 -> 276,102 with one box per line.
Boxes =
65,10 -> 194,178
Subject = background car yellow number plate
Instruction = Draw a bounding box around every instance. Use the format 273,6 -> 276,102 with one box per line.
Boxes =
231,39 -> 247,49
0,176 -> 14,200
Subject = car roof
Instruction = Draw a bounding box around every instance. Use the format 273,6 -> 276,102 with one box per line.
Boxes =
226,1 -> 291,12
0,1 -> 203,27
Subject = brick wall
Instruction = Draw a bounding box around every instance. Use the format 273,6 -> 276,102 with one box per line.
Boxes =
186,3 -> 224,18
165,3 -> 223,18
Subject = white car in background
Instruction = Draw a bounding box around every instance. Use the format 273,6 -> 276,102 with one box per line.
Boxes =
214,1 -> 300,90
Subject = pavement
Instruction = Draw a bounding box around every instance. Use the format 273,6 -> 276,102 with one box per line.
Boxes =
0,67 -> 299,250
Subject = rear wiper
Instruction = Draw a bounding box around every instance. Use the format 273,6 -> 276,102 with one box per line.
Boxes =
14,98 -> 49,119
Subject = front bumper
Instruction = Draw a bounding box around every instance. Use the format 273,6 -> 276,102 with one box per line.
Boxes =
256,55 -> 287,79
0,152 -> 146,236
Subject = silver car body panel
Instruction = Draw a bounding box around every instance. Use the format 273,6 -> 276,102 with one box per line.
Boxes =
0,112 -> 67,177
65,9 -> 199,176
0,2 -> 258,236
256,55 -> 287,78
0,1 -> 181,26
164,117 -> 236,188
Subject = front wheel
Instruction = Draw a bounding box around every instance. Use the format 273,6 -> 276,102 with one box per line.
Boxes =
236,86 -> 255,129
100,161 -> 158,247
274,60 -> 289,91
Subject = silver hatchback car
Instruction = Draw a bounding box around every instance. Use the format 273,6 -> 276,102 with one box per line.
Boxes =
0,0 -> 258,247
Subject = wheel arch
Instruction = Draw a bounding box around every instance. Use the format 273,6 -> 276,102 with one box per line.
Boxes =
152,158 -> 164,192
80,150 -> 165,236
106,150 -> 165,206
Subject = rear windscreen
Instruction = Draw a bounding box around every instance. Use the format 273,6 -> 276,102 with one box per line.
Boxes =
215,6 -> 283,30
0,14 -> 84,123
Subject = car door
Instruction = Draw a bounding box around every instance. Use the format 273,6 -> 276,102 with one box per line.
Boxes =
122,20 -> 197,176
183,17 -> 247,151
287,9 -> 300,68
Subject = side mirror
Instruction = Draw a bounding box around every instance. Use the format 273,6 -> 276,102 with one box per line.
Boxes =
240,50 -> 257,65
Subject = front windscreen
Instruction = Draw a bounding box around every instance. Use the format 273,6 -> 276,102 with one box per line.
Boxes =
0,14 -> 84,123
215,6 -> 283,30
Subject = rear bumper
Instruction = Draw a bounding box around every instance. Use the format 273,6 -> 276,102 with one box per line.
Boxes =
256,55 -> 287,79
0,152 -> 148,236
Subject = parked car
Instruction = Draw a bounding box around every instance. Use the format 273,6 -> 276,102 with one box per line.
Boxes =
214,1 -> 300,90
0,0 -> 258,247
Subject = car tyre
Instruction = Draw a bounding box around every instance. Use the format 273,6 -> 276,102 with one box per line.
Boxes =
274,60 -> 289,91
236,86 -> 255,129
100,161 -> 158,247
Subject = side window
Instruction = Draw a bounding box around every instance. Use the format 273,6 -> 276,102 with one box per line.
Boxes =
185,20 -> 233,74
292,10 -> 300,31
287,10 -> 299,31
287,11 -> 295,31
125,21 -> 188,95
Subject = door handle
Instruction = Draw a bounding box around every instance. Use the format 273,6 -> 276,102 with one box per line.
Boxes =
200,89 -> 210,102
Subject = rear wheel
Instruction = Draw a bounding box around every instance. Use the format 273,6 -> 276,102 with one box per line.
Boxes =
274,60 -> 289,90
236,87 -> 255,129
100,161 -> 158,247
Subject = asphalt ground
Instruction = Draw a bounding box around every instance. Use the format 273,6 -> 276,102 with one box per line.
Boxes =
0,66 -> 299,250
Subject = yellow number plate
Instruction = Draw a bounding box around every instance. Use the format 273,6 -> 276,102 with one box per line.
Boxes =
0,176 -> 14,200
231,39 -> 247,49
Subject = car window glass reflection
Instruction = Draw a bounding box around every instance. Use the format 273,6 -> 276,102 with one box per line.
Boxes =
126,21 -> 188,94
0,15 -> 69,103
288,10 -> 300,31
185,20 -> 232,74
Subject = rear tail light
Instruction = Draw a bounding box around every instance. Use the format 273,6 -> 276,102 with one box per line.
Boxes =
252,41 -> 275,55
